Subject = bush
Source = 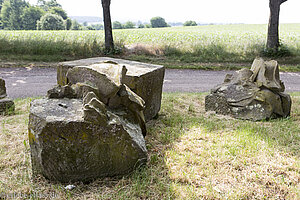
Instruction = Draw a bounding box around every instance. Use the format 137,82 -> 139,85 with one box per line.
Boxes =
37,13 -> 65,30
21,6 -> 44,30
49,7 -> 67,20
138,24 -> 145,28
150,17 -> 168,28
145,24 -> 151,28
113,21 -> 123,29
70,19 -> 82,30
123,21 -> 135,29
183,20 -> 197,26
261,41 -> 292,58
65,18 -> 72,30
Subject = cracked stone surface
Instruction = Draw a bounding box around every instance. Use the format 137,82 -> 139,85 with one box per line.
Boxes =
57,57 -> 165,121
29,62 -> 148,183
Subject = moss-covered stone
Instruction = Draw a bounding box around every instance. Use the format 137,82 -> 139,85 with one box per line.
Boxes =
0,78 -> 7,99
29,98 -> 147,183
0,78 -> 14,114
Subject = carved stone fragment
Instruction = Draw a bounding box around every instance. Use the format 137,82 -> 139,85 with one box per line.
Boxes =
205,58 -> 291,120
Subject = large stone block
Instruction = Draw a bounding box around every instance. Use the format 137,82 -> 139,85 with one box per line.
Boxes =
29,98 -> 147,183
57,57 -> 165,121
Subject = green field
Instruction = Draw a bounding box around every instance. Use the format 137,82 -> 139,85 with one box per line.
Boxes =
0,24 -> 300,69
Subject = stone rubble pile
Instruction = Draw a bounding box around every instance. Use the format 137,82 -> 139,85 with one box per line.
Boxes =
205,58 -> 291,121
28,60 -> 165,183
57,57 -> 165,121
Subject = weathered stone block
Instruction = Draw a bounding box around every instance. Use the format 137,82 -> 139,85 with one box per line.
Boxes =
0,98 -> 15,114
0,78 -> 14,114
0,78 -> 7,99
205,58 -> 291,121
29,98 -> 147,183
57,57 -> 165,121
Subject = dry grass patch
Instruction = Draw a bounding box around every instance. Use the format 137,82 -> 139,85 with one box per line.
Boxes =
166,127 -> 299,199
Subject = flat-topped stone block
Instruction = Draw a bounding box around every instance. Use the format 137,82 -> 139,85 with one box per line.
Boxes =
57,57 -> 165,121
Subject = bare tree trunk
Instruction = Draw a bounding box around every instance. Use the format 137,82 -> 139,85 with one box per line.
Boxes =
266,0 -> 287,51
101,0 -> 114,53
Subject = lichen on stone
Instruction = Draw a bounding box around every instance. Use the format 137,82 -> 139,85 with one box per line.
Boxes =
205,58 -> 291,121
29,61 -> 149,183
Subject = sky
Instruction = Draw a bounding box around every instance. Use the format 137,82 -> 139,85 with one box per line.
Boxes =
28,0 -> 300,24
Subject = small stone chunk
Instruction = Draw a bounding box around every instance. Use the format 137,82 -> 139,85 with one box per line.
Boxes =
0,78 -> 7,99
0,78 -> 14,114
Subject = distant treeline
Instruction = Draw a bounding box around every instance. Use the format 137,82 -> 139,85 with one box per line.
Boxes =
0,0 -> 101,30
0,1 -> 199,31
112,17 -> 198,29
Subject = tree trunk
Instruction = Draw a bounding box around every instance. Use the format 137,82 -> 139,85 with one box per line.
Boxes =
266,0 -> 287,50
101,0 -> 114,53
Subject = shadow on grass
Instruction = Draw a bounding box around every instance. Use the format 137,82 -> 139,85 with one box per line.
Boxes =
145,93 -> 300,199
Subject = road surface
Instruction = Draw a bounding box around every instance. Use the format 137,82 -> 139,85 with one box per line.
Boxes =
0,67 -> 300,99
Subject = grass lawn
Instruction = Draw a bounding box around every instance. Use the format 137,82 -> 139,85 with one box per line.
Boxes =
0,93 -> 299,199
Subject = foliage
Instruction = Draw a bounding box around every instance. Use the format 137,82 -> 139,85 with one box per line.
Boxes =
70,19 -> 82,30
37,13 -> 65,30
145,23 -> 151,28
21,6 -> 44,30
150,16 -> 168,28
49,6 -> 67,20
90,23 -> 103,30
0,0 -> 29,30
37,0 -> 61,11
0,0 -> 68,30
112,21 -> 123,29
138,23 -> 145,28
65,17 -> 72,30
123,21 -> 135,29
183,20 -> 197,26
262,40 -> 292,57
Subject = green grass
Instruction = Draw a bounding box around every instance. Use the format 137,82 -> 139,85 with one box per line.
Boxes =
0,93 -> 299,199
1,24 -> 300,71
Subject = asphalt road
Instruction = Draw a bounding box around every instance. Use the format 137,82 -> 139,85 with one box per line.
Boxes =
0,67 -> 300,99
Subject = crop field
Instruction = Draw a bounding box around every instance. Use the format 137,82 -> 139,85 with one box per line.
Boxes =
0,23 -> 300,64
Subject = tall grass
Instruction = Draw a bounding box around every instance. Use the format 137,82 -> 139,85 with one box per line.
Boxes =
0,31 -> 123,60
0,24 -> 300,63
